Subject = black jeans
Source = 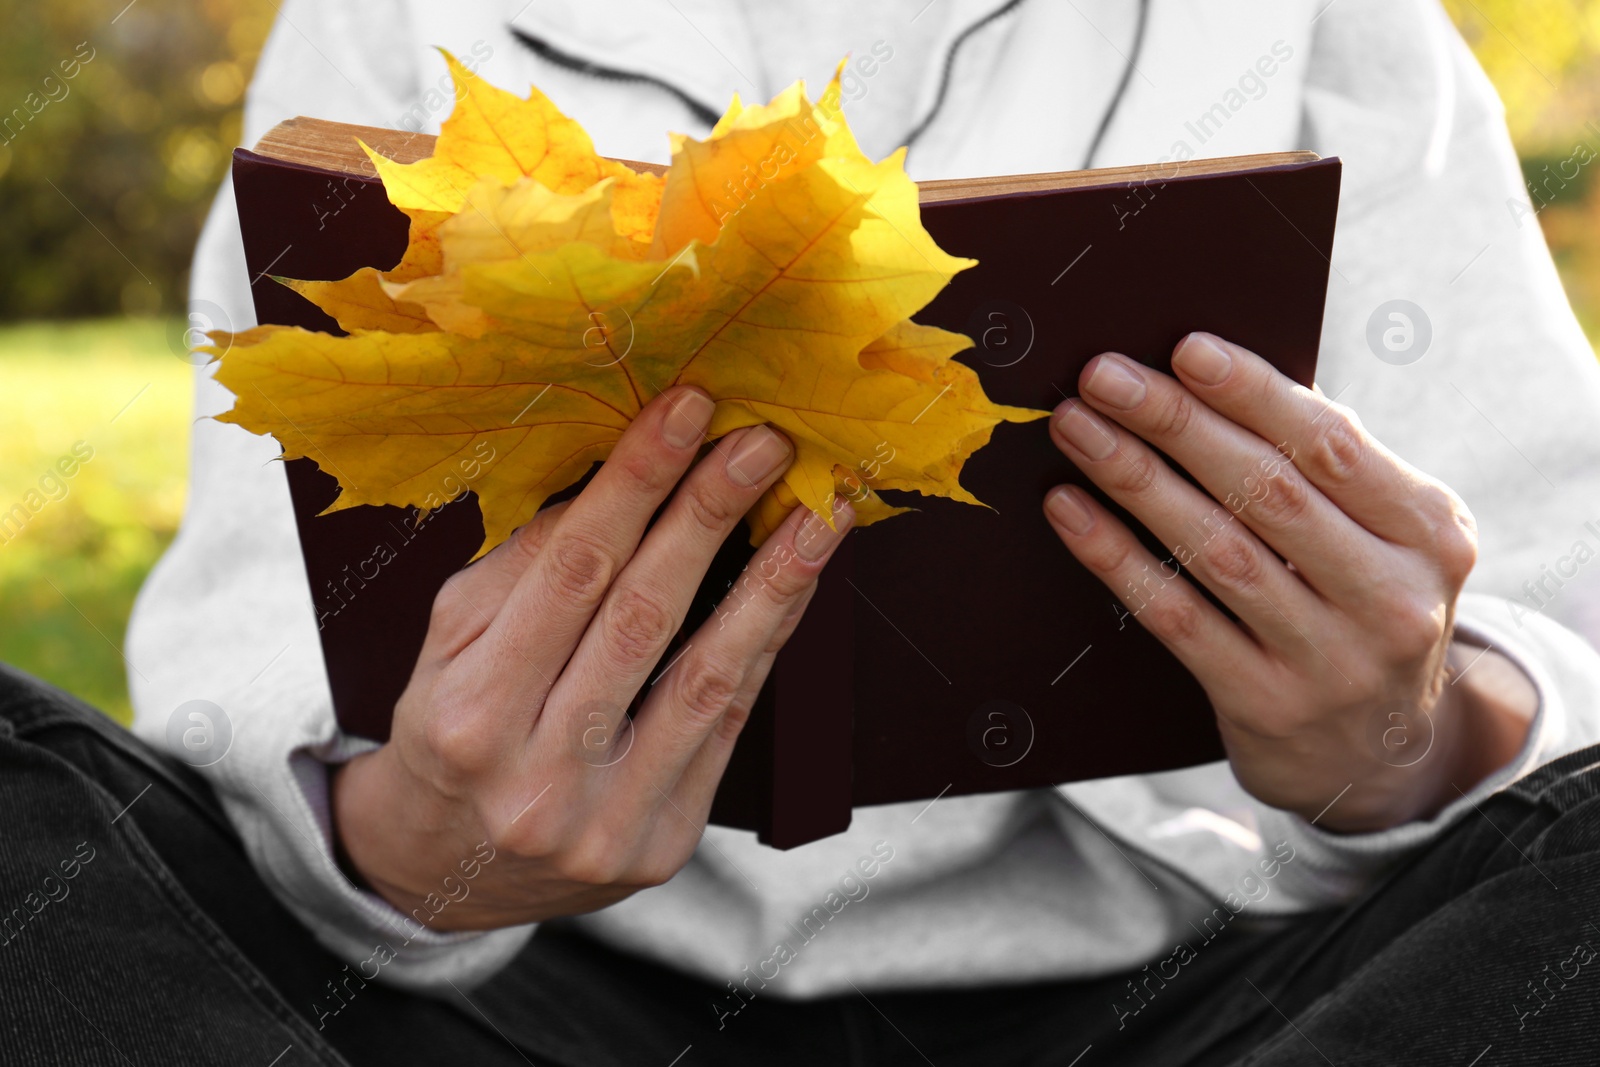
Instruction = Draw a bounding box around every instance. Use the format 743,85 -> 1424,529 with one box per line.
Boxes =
2,662 -> 1597,1066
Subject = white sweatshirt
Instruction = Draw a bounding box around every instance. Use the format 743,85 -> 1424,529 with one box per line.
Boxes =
127,0 -> 1600,998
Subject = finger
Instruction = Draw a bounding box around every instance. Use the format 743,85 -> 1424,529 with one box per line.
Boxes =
422,500 -> 574,665
461,386 -> 715,711
1168,332 -> 1466,548
537,421 -> 795,744
1051,399 -> 1326,652
1075,351 -> 1379,602
669,582 -> 817,816
1042,483 -> 1262,692
627,496 -> 853,792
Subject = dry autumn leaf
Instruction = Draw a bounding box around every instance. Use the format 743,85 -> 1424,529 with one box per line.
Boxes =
209,51 -> 1046,556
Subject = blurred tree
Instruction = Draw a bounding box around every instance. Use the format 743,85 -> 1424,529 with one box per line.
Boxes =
1444,0 -> 1600,338
1442,0 -> 1600,150
0,0 -> 275,319
0,0 -> 1596,333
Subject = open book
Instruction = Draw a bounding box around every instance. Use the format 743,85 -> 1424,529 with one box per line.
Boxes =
233,118 -> 1340,847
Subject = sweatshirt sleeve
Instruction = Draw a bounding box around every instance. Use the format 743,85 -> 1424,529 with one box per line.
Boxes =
1254,597 -> 1600,904
124,0 -> 535,992
1244,0 -> 1600,904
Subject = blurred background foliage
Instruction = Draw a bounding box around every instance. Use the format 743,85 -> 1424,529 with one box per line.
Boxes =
0,0 -> 272,721
0,0 -> 271,319
1443,0 -> 1600,337
1,0 -> 1598,724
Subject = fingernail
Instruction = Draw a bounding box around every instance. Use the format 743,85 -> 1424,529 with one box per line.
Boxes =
1046,486 -> 1094,535
796,496 -> 854,562
1082,355 -> 1146,409
726,425 -> 791,487
662,389 -> 715,449
1174,333 -> 1232,385
1055,402 -> 1117,460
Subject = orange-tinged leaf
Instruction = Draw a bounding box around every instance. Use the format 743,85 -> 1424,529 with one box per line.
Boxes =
289,207 -> 451,335
211,54 -> 1047,557
293,49 -> 663,336
362,51 -> 662,242
286,271 -> 437,334
651,74 -> 853,256
390,176 -> 661,339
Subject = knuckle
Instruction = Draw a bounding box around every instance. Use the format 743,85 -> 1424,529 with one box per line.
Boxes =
1143,591 -> 1205,646
1439,505 -> 1479,583
605,587 -> 677,665
678,475 -> 740,535
1309,407 -> 1367,485
506,513 -> 552,564
1416,483 -> 1456,524
547,533 -> 614,601
1108,448 -> 1162,498
674,652 -> 744,729
1149,389 -> 1196,440
482,809 -> 559,862
713,697 -> 755,746
759,571 -> 809,614
1376,590 -> 1449,660
1083,528 -> 1139,578
419,707 -> 494,780
553,837 -> 631,887
1248,465 -> 1315,528
1422,486 -> 1478,571
1198,533 -> 1265,592
723,553 -> 807,620
611,448 -> 672,497
753,546 -> 810,603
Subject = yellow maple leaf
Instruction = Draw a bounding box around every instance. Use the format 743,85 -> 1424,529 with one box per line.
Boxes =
210,53 -> 1045,557
283,208 -> 448,334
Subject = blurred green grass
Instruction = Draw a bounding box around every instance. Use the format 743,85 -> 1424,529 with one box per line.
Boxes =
0,318 -> 189,724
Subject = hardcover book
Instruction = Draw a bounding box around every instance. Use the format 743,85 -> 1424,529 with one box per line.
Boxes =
231,117 -> 1340,847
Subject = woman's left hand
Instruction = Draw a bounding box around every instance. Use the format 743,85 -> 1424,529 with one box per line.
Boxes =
1044,332 -> 1538,832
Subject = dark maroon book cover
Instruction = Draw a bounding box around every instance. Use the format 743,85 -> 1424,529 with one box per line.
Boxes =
231,143 -> 1339,848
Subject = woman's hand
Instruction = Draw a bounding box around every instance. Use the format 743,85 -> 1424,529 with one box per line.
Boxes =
332,386 -> 853,930
1043,332 -> 1537,832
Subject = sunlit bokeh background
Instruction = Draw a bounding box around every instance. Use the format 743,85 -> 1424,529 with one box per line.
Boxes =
2,0 -> 1597,724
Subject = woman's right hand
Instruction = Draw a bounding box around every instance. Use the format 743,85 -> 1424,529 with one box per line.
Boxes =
331,386 -> 853,930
